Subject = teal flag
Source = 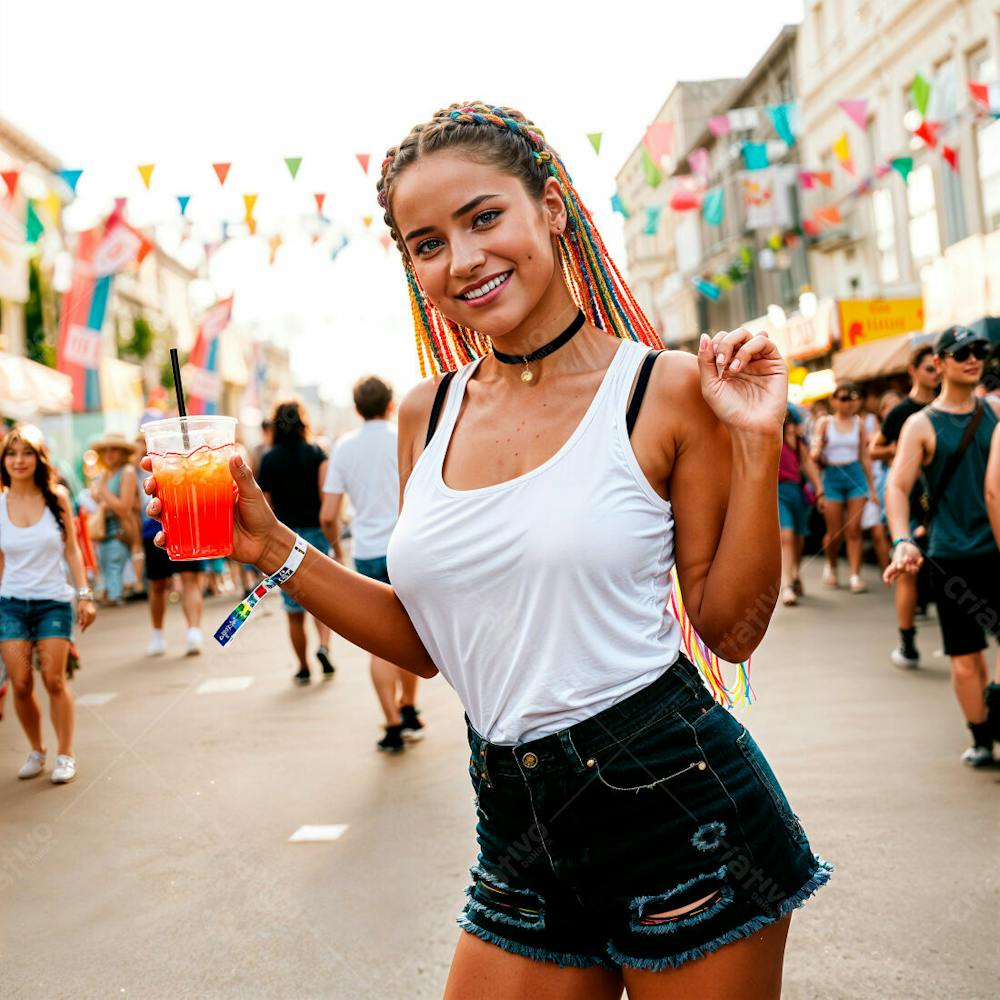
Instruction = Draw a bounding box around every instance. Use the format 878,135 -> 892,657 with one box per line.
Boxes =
58,169 -> 83,194
643,206 -> 662,236
742,142 -> 769,170
610,192 -> 630,219
702,186 -> 725,226
891,156 -> 914,183
693,277 -> 721,301
177,195 -> 191,216
767,103 -> 796,146
26,201 -> 44,244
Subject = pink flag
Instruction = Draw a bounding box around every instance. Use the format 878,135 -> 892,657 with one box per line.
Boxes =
355,153 -> 371,174
687,147 -> 710,179
942,145 -> 959,171
643,122 -> 675,165
837,99 -> 868,129
708,116 -> 730,137
799,171 -> 815,190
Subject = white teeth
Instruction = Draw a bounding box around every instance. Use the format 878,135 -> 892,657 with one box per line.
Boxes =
460,272 -> 510,300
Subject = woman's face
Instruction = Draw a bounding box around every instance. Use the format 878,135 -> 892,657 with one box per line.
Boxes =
3,441 -> 38,483
390,152 -> 568,338
100,446 -> 128,470
831,387 -> 860,414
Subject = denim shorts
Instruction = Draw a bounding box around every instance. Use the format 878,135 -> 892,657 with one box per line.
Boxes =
777,481 -> 810,536
281,527 -> 330,612
0,597 -> 74,642
354,555 -> 390,584
821,461 -> 868,503
462,654 -> 832,971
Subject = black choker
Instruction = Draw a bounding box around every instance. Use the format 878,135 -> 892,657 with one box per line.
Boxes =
492,310 -> 585,383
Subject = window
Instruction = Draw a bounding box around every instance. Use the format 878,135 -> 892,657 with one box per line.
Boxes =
873,187 -> 899,283
929,58 -> 967,245
970,46 -> 1000,231
907,163 -> 941,276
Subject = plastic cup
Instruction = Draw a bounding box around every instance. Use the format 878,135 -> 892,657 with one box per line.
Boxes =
143,416 -> 237,560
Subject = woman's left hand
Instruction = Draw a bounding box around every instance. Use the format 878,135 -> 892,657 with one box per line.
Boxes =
77,599 -> 96,631
698,328 -> 788,436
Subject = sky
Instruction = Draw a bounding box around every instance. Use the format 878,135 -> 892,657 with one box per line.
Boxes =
0,0 -> 803,407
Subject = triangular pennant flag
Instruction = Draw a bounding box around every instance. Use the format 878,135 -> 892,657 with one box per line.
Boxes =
968,81 -> 1000,115
640,147 -> 663,188
643,206 -> 663,236
741,142 -> 769,170
58,169 -> 83,194
942,145 -> 959,171
247,218 -> 257,236
138,164 -> 155,189
314,192 -> 326,213
708,116 -> 730,137
269,234 -> 283,264
610,192 -> 629,219
815,171 -> 833,188
913,120 -> 940,148
688,147 -> 710,179
702,185 -> 725,226
890,157 -> 914,183
833,132 -> 851,163
587,132 -> 603,155
378,232 -> 392,252
816,205 -> 843,227
837,99 -> 869,129
799,171 -> 816,190
177,195 -> 191,216
803,218 -> 821,237
362,215 -> 373,228
670,182 -> 701,212
25,201 -> 44,244
213,162 -> 232,186
356,153 -> 371,175
766,103 -> 796,146
643,122 -> 674,165
114,196 -> 128,214
875,163 -> 893,178
693,277 -> 721,301
1,170 -> 20,197
41,191 -> 62,228
284,157 -> 303,179
243,193 -> 257,219
910,73 -> 931,116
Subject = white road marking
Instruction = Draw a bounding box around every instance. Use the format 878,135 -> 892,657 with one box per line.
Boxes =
76,692 -> 118,706
196,676 -> 254,694
288,824 -> 349,843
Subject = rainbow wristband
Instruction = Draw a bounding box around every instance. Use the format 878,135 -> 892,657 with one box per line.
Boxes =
214,535 -> 309,648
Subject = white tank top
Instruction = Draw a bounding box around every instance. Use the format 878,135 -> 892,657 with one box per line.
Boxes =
0,493 -> 75,602
822,416 -> 862,465
387,340 -> 681,744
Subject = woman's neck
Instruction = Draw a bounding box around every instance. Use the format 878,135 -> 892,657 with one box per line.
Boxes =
7,480 -> 40,498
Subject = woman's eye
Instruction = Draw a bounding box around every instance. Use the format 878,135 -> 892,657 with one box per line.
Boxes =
416,238 -> 443,256
473,209 -> 501,228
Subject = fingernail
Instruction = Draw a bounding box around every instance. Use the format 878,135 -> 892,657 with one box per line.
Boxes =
699,333 -> 709,352
730,358 -> 741,372
233,454 -> 244,469
716,354 -> 725,367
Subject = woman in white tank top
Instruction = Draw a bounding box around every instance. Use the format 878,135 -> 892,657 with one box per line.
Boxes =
1,425 -> 96,786
145,102 -> 831,996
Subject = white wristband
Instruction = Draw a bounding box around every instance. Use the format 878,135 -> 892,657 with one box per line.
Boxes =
213,534 -> 309,647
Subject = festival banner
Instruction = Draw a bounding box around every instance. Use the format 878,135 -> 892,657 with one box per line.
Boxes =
838,297 -> 924,349
186,296 -> 234,415
738,166 -> 795,231
92,212 -> 153,278
56,228 -> 104,411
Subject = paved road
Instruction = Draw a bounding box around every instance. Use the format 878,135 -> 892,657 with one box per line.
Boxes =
2,562 -> 998,999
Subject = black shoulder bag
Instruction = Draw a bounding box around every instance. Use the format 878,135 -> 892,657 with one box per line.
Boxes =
917,400 -> 984,528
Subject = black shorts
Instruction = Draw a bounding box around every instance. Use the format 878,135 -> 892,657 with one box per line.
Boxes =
143,538 -> 206,582
930,550 -> 1000,656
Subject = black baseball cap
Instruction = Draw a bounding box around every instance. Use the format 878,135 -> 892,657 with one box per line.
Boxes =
935,325 -> 990,356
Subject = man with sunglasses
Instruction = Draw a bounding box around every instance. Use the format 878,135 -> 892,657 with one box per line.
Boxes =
870,346 -> 940,668
885,326 -> 1000,767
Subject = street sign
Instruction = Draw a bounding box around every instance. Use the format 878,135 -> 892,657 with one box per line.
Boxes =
838,298 -> 924,349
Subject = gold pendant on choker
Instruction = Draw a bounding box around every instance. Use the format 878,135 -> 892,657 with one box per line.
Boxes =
520,362 -> 534,384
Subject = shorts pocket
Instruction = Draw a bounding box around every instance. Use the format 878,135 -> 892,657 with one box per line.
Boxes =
736,726 -> 803,839
466,865 -> 546,930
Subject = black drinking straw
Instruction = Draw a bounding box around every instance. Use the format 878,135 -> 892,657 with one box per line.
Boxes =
170,348 -> 191,451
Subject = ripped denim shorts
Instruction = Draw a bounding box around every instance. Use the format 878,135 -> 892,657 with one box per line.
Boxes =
462,654 -> 832,971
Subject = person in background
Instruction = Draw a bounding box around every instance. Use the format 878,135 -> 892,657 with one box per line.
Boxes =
134,431 -> 205,657
1,425 -> 96,785
778,407 -> 823,607
810,382 -> 877,592
321,375 -> 423,753
870,346 -> 940,668
258,400 -> 334,684
89,433 -> 139,607
858,391 -> 899,575
885,325 -> 1000,766
250,418 -> 273,478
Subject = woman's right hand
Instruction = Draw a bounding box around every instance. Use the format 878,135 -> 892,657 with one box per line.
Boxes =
141,454 -> 293,574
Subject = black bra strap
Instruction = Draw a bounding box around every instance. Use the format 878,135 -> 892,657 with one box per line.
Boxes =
425,371 -> 457,447
626,351 -> 663,438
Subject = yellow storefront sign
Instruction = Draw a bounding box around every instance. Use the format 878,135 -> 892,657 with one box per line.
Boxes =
838,298 -> 924,349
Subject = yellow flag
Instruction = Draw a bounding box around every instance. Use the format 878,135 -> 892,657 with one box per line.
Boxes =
833,133 -> 851,163
362,215 -> 373,228
243,194 -> 258,220
138,164 -> 155,189
41,191 -> 63,227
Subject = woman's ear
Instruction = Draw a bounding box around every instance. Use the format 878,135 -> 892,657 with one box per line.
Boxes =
541,177 -> 567,236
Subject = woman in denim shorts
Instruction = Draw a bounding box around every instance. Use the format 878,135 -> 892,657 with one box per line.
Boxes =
144,102 -> 831,997
1,425 -> 96,785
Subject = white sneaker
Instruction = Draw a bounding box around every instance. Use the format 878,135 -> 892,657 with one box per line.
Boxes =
822,565 -> 839,589
185,628 -> 204,657
146,632 -> 167,657
849,574 -> 867,594
18,750 -> 46,779
961,746 -> 994,768
51,754 -> 76,784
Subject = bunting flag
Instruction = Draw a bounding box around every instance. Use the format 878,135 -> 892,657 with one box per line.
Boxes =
1,170 -> 20,197
815,205 -> 842,227
92,210 -> 153,277
177,195 -> 190,216
137,164 -> 155,190
378,232 -> 392,252
803,218 -> 821,237
643,206 -> 662,235
708,116 -> 730,137
610,192 -> 629,219
910,73 -> 931,116
640,147 -> 663,188
58,169 -> 83,194
942,145 -> 959,171
26,201 -> 44,244
314,192 -> 326,213
330,235 -> 349,261
643,122 -> 675,165
875,163 -> 893,178
741,142 -> 769,170
362,215 -> 373,228
212,162 -> 231,186
693,277 -> 721,301
688,147 -> 710,179
268,234 -> 282,264
41,191 -> 62,228
833,132 -> 853,172
799,171 -> 816,190
913,120 -> 940,148
670,182 -> 701,212
114,196 -> 127,214
284,157 -> 302,179
968,81 -> 1000,115
815,170 -> 833,188
186,296 -> 234,415
702,185 -> 725,226
766,102 -> 796,146
243,194 -> 257,221
837,99 -> 868,129
587,132 -> 603,155
355,153 -> 371,174
891,156 -> 913,182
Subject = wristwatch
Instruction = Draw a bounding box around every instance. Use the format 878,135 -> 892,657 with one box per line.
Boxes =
77,587 -> 96,602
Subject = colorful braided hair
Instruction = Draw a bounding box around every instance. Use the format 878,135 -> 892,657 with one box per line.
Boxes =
376,102 -> 662,378
376,101 -> 752,707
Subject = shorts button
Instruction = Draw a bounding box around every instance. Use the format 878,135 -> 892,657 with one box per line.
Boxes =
522,752 -> 538,769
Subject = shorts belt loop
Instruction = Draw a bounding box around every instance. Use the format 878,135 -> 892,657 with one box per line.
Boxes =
560,730 -> 586,771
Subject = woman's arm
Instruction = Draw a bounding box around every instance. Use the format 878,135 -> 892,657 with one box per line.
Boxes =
809,416 -> 827,463
858,421 -> 877,497
58,487 -> 96,630
797,435 -> 824,503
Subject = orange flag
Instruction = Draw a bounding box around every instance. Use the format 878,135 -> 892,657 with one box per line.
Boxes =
814,171 -> 833,188
213,162 -> 232,186
356,153 -> 371,174
314,193 -> 326,213
816,205 -> 842,227
138,164 -> 155,189
1,170 -> 19,197
378,232 -> 392,252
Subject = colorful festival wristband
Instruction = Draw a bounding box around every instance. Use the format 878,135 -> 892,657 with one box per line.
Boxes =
214,535 -> 309,648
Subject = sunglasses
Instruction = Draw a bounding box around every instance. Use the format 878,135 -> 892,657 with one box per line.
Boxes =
834,391 -> 860,401
945,343 -> 990,363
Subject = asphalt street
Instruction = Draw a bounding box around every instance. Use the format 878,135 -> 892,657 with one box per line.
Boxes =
2,559 -> 998,999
